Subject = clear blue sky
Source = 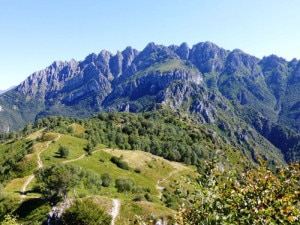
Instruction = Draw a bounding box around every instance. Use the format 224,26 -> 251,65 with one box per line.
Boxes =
1,0 -> 300,90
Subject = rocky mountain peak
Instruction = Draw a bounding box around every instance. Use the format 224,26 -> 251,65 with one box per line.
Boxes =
122,46 -> 138,58
0,41 -> 300,163
83,53 -> 98,64
261,54 -> 287,65
176,42 -> 190,60
143,42 -> 159,52
225,49 -> 260,74
109,51 -> 124,77
97,50 -> 112,62
2,41 -> 300,139
51,60 -> 65,70
190,41 -> 228,73
121,46 -> 139,71
260,54 -> 288,73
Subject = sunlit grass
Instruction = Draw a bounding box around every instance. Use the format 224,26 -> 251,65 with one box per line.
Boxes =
116,200 -> 175,225
2,129 -> 199,224
70,123 -> 85,135
26,128 -> 45,140
41,133 -> 88,167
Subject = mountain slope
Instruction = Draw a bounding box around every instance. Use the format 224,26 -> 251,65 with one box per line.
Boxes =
0,130 -> 192,224
0,41 -> 299,163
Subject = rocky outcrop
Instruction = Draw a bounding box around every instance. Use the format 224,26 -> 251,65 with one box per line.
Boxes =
0,41 -> 300,163
189,41 -> 228,73
0,41 -> 299,128
1,42 -> 300,130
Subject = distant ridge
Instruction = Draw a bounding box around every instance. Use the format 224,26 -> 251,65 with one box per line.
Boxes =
0,41 -> 299,163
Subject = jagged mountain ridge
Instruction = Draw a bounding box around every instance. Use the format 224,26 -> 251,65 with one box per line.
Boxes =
0,41 -> 299,162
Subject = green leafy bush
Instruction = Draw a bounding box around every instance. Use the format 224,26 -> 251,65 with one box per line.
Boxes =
61,198 -> 111,225
101,173 -> 112,187
115,177 -> 135,193
110,156 -> 129,170
58,146 -> 69,159
176,158 -> 300,224
0,214 -> 19,225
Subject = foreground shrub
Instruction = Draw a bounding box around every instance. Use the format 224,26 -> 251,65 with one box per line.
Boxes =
61,198 -> 111,225
176,158 -> 300,224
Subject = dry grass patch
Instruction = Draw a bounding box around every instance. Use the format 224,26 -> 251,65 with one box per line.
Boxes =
31,142 -> 49,153
103,149 -> 167,168
116,200 -> 175,225
2,176 -> 40,199
88,196 -> 114,214
26,128 -> 45,140
42,132 -> 59,141
70,123 -> 85,134
3,177 -> 26,198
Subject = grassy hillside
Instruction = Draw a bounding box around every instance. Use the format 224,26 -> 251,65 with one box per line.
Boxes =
0,110 -> 291,224
0,126 -> 198,224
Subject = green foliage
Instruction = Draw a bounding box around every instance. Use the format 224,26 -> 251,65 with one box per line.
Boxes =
34,163 -> 105,199
115,177 -> 135,193
82,171 -> 102,194
34,163 -> 75,199
0,214 -> 19,225
14,198 -> 50,225
86,142 -> 93,155
1,110 -> 297,224
176,158 -> 300,224
0,139 -> 34,184
110,156 -> 130,170
0,110 -> 287,180
0,197 -> 19,221
61,198 -> 111,225
101,173 -> 112,187
134,168 -> 141,173
58,146 -> 69,159
81,110 -> 243,169
240,106 -> 300,163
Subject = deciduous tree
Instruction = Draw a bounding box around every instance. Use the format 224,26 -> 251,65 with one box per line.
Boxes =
176,158 -> 300,224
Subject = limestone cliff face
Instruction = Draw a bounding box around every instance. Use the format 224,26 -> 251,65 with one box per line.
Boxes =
1,41 -> 300,135
189,41 -> 228,73
1,41 -> 300,162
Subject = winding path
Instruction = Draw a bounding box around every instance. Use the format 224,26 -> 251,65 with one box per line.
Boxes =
62,149 -> 102,164
110,199 -> 120,225
62,153 -> 85,164
62,149 -> 120,225
156,162 -> 184,199
21,134 -> 61,198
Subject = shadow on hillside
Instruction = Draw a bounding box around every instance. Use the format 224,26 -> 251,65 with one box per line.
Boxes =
15,186 -> 40,196
54,151 -> 63,158
14,198 -> 49,219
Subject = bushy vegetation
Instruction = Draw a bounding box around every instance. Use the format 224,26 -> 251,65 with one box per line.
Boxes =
0,139 -> 35,184
115,177 -> 135,193
61,198 -> 111,225
110,156 -> 130,170
19,110 -> 250,171
176,158 -> 300,224
0,110 -> 288,178
34,163 -> 103,199
0,214 -> 19,225
101,173 -> 112,187
0,111 -> 298,224
0,197 -> 19,222
58,146 -> 69,158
